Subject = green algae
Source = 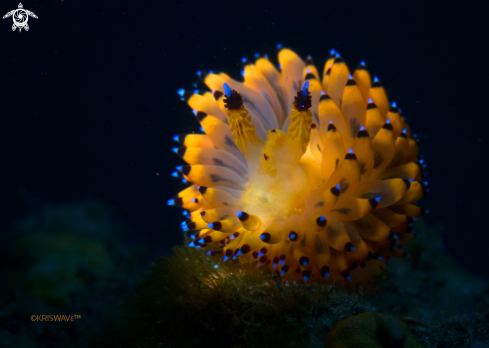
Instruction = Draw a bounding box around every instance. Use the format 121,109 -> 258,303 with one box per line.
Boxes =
92,219 -> 489,348
93,245 -> 381,347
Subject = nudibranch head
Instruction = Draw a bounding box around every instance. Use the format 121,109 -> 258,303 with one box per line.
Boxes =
171,48 -> 425,286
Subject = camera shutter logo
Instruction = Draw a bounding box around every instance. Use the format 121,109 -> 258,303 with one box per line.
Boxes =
3,3 -> 38,32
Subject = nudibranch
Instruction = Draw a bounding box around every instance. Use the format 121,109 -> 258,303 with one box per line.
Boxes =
170,48 -> 425,285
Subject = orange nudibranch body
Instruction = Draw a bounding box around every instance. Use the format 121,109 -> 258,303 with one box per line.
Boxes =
171,48 -> 425,285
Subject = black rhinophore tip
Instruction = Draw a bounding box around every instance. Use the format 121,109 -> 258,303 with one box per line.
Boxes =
224,89 -> 244,110
293,87 -> 312,111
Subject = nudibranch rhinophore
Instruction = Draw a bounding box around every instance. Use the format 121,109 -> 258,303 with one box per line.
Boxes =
169,48 -> 426,285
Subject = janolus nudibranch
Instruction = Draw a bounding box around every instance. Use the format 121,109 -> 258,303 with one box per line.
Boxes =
170,48 -> 425,285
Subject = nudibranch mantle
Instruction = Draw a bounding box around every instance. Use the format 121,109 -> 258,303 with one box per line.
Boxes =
171,48 -> 425,285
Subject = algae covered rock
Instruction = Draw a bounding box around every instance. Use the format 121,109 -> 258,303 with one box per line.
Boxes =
324,312 -> 423,348
90,220 -> 489,347
92,245 -> 381,347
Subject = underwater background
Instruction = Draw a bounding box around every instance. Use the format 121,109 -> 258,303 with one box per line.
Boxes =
1,0 -> 488,347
